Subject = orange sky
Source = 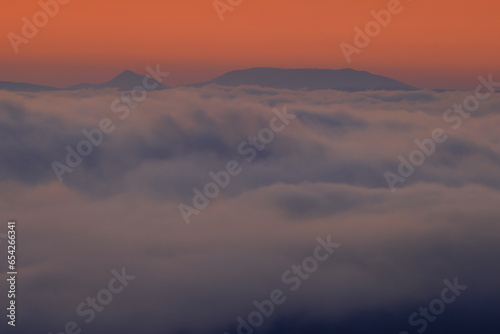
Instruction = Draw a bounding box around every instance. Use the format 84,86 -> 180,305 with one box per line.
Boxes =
1,0 -> 499,89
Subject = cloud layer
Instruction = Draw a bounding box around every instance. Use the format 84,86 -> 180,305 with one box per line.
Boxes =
0,86 -> 499,334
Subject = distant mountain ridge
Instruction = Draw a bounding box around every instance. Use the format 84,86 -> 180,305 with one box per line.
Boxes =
0,68 -> 417,92
0,81 -> 59,92
0,70 -> 167,92
190,68 -> 417,91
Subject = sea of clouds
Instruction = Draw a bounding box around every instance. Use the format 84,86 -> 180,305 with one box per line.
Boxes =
0,86 -> 499,334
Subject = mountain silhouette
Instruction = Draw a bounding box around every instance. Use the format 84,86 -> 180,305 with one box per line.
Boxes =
0,70 -> 167,92
0,68 -> 418,92
191,68 -> 417,91
0,81 -> 59,92
68,70 -> 168,91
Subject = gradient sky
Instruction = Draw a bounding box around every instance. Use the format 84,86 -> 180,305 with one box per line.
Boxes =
1,0 -> 499,89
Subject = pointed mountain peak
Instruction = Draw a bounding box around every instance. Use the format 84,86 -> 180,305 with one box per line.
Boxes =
112,70 -> 142,80
67,70 -> 168,91
121,69 -> 136,75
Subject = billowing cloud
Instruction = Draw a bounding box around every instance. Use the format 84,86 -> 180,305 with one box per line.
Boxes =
0,86 -> 499,334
